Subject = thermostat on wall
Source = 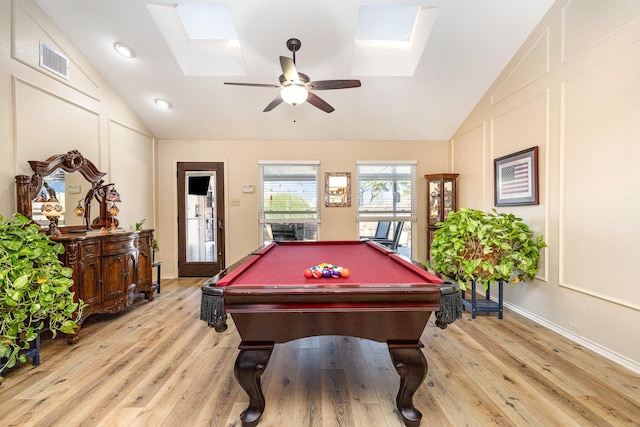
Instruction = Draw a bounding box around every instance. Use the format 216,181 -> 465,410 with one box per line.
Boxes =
242,185 -> 255,193
67,185 -> 81,194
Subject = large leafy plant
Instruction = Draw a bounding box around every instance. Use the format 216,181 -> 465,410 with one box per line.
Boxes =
429,208 -> 546,291
0,213 -> 84,382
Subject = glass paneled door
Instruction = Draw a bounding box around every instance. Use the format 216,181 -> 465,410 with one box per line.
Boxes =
177,162 -> 225,277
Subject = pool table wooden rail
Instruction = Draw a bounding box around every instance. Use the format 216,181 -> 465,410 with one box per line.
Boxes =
200,241 -> 461,427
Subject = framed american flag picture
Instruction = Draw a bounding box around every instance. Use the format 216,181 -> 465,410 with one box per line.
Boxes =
494,146 -> 539,206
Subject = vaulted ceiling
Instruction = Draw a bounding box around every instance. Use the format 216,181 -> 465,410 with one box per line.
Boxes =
35,0 -> 555,141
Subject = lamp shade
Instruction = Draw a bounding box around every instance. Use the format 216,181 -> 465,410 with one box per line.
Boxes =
280,85 -> 308,106
106,187 -> 121,203
41,199 -> 63,217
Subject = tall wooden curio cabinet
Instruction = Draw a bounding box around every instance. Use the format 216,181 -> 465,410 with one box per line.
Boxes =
425,173 -> 459,261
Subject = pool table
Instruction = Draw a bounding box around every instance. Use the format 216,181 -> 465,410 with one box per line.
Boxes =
201,240 -> 461,427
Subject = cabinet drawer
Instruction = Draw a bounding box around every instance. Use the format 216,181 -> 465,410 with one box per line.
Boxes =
102,237 -> 136,256
80,241 -> 102,258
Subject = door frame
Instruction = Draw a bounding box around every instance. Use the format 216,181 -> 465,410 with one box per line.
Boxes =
177,162 -> 225,277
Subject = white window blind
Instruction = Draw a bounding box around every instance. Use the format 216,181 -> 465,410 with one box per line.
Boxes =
259,161 -> 320,224
356,161 -> 417,222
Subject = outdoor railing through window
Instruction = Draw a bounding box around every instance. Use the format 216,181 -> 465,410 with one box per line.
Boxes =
259,161 -> 320,241
356,161 -> 417,254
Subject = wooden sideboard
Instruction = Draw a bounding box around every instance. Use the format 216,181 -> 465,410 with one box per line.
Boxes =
53,229 -> 155,340
14,151 -> 157,341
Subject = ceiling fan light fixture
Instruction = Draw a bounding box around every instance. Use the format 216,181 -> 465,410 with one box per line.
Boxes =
224,38 -> 359,113
280,85 -> 308,106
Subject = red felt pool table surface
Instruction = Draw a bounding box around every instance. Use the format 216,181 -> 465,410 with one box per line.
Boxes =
218,240 -> 444,289
201,240 -> 459,427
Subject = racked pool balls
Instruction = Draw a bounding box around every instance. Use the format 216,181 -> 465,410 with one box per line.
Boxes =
304,263 -> 349,279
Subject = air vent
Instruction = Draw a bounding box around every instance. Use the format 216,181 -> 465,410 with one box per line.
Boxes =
39,42 -> 69,80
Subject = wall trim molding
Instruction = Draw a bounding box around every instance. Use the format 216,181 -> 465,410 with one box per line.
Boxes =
491,29 -> 550,105
489,91 -> 550,283
12,0 -> 101,101
558,282 -> 640,313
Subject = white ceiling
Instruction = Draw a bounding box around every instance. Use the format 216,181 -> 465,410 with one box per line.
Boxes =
35,0 -> 555,141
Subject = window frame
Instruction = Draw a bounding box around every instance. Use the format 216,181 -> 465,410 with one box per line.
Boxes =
355,161 -> 417,222
258,161 -> 321,242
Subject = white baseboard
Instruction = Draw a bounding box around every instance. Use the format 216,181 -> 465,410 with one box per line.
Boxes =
499,299 -> 640,375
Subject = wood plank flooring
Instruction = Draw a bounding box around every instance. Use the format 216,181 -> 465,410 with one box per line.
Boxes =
1,278 -> 639,426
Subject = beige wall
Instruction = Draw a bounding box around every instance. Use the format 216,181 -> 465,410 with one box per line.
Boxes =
4,0 -> 640,374
156,139 -> 450,272
0,0 -> 155,231
452,0 -> 640,372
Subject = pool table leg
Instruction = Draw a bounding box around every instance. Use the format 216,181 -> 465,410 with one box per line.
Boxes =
234,342 -> 274,427
388,341 -> 427,427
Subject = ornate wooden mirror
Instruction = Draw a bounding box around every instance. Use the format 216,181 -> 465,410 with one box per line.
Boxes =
15,150 -> 113,231
324,172 -> 351,207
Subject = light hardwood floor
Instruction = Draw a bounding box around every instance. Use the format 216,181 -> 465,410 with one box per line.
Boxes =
1,278 -> 639,426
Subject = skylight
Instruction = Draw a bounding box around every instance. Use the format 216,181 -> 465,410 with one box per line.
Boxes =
356,6 -> 418,43
147,2 -> 245,76
352,6 -> 438,76
175,3 -> 238,41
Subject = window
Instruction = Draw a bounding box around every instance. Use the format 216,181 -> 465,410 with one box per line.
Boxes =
356,161 -> 417,254
259,161 -> 320,241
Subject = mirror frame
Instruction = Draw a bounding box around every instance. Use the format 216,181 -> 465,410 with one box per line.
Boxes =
324,172 -> 351,208
15,150 -> 106,228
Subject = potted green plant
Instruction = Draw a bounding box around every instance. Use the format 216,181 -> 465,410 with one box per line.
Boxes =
0,213 -> 84,383
136,219 -> 159,254
429,208 -> 546,291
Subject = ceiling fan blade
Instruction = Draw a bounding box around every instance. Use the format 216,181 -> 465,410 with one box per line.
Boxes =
307,80 -> 362,90
306,92 -> 334,113
263,95 -> 284,112
279,56 -> 299,83
224,82 -> 281,88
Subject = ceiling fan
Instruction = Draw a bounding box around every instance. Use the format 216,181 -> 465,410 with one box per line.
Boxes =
224,38 -> 361,113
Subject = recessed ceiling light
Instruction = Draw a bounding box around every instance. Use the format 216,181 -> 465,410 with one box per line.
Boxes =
114,42 -> 136,58
154,98 -> 172,109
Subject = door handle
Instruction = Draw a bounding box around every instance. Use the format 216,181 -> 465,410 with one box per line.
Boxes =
218,219 -> 224,230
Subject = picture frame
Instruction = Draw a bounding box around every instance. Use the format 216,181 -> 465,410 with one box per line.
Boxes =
494,146 -> 539,206
324,172 -> 351,207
